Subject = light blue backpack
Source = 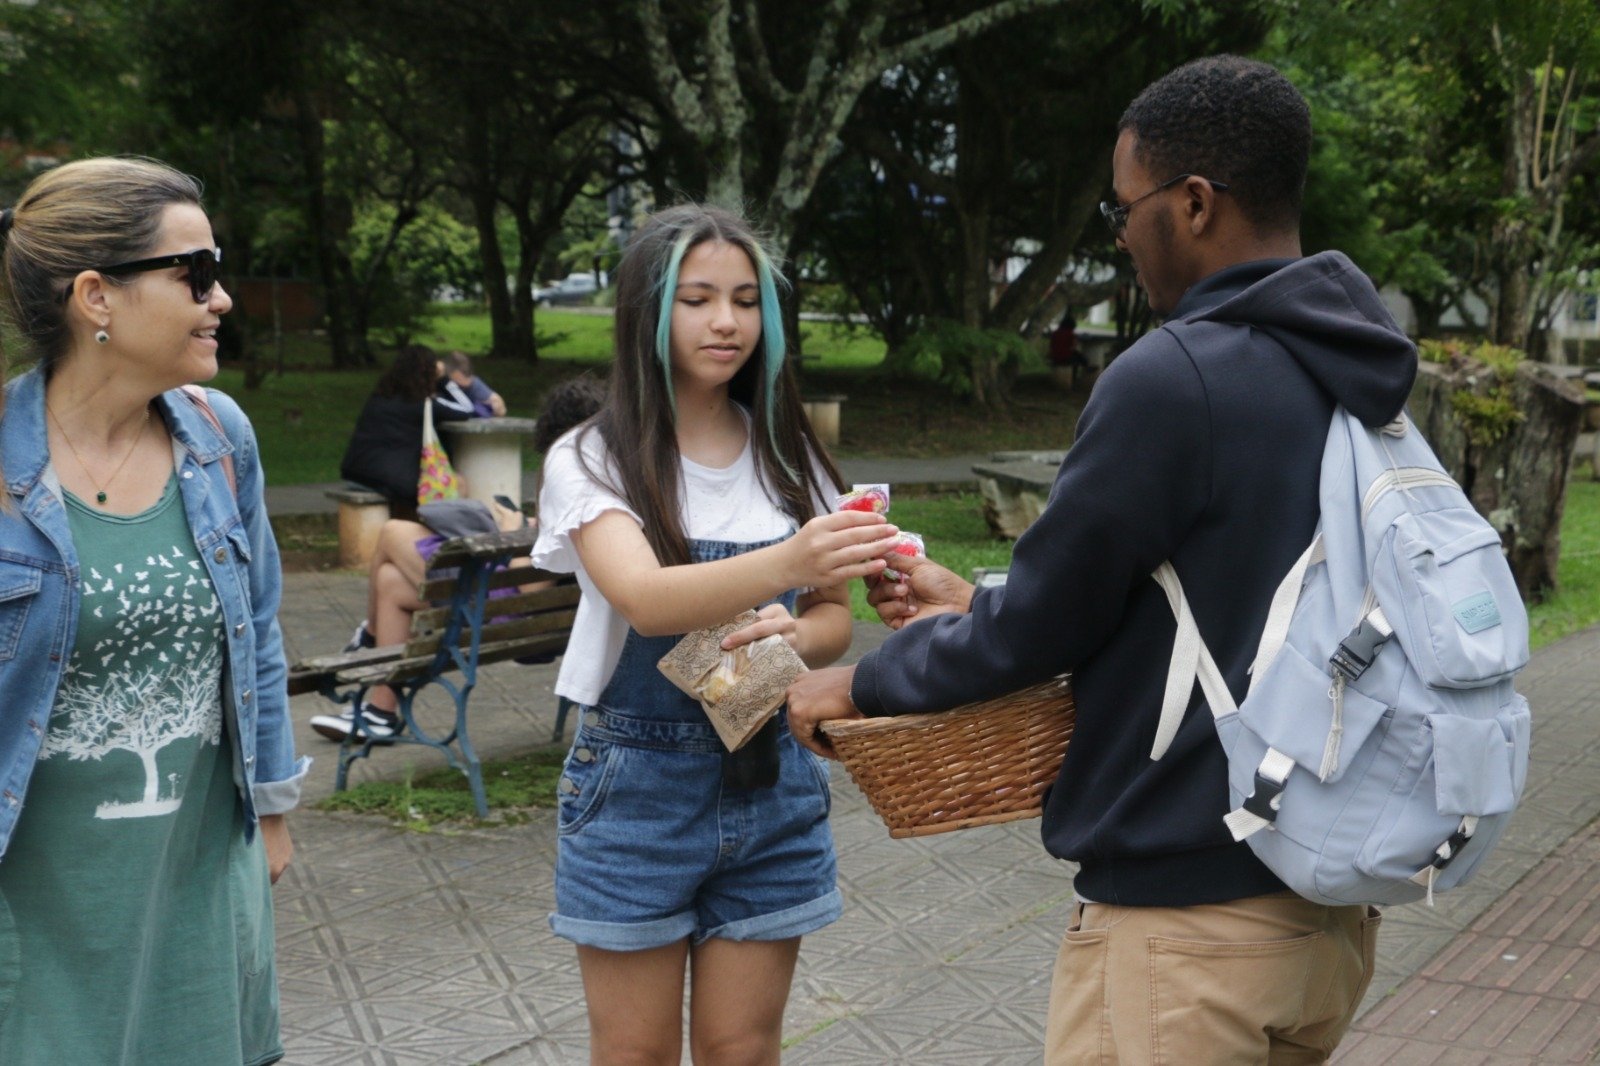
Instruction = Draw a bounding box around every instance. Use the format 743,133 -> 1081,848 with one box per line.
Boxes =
1154,408 -> 1531,906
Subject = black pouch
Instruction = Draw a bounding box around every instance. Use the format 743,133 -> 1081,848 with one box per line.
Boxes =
721,715 -> 781,790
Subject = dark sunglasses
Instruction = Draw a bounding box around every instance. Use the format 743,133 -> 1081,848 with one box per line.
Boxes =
62,247 -> 223,304
1099,175 -> 1229,236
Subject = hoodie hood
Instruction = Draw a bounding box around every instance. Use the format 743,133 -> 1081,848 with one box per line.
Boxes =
1185,251 -> 1417,427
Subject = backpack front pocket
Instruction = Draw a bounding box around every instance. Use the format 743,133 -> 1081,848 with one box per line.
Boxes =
1356,691 -> 1529,885
1236,641 -> 1390,786
1431,695 -> 1529,818
1376,510 -> 1529,689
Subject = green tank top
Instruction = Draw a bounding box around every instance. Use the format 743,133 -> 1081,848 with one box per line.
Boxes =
0,477 -> 282,1065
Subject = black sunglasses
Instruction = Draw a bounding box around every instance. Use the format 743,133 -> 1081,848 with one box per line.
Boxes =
1099,175 -> 1229,236
63,247 -> 224,304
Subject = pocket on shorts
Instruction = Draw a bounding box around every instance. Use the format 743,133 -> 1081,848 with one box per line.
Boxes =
556,733 -> 623,836
798,735 -> 832,818
1148,929 -> 1323,1065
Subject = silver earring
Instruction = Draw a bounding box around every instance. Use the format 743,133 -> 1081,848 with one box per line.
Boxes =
95,329 -> 109,345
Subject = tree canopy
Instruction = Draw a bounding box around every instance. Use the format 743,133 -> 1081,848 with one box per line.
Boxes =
1,0 -> 1595,390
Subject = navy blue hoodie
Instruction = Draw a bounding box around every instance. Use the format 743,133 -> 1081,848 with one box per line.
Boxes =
850,252 -> 1418,906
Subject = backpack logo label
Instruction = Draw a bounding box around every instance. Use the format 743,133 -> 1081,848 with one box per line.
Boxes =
1453,592 -> 1501,634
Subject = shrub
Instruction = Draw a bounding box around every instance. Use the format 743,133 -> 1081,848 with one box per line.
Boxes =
894,321 -> 1043,407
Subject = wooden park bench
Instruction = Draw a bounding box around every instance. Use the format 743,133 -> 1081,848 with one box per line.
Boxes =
288,524 -> 578,817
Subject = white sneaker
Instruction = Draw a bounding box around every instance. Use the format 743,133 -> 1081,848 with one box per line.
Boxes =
343,622 -> 375,653
310,704 -> 400,742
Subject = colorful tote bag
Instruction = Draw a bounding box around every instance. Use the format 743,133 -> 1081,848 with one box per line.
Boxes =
418,401 -> 464,504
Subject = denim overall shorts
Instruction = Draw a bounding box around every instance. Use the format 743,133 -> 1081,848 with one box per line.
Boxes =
549,536 -> 842,952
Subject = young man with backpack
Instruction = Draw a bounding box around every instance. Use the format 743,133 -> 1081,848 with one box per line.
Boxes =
790,56 -> 1432,1061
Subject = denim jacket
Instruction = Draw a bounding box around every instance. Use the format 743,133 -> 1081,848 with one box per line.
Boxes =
0,369 -> 309,862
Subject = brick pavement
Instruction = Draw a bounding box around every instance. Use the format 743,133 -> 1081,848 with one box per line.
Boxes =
272,568 -> 1600,1064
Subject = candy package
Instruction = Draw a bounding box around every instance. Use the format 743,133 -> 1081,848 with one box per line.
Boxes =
836,483 -> 891,514
658,610 -> 807,752
882,531 -> 925,581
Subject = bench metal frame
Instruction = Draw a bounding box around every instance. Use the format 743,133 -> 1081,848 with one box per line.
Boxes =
290,527 -> 574,818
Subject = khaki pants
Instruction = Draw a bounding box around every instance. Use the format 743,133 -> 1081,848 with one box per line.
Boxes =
1045,891 -> 1380,1065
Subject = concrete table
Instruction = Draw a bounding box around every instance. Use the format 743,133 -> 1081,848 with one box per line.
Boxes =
971,450 -> 1067,539
438,416 -> 539,506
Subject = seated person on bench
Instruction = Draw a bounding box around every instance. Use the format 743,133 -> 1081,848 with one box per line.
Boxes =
311,375 -> 605,740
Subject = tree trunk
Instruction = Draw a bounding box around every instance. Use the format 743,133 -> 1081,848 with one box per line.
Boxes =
464,123 -> 513,361
291,83 -> 353,369
1407,358 -> 1584,602
511,209 -> 541,363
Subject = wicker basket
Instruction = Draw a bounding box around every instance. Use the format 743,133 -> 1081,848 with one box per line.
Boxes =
820,678 -> 1075,838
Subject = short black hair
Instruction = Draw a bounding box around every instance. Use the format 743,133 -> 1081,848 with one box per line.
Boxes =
533,374 -> 606,454
1118,55 -> 1311,232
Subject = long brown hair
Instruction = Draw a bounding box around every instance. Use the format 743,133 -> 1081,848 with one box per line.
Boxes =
579,204 -> 843,567
373,344 -> 441,402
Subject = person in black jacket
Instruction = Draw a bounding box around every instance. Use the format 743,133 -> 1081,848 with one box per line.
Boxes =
789,56 -> 1416,1063
339,344 -> 471,517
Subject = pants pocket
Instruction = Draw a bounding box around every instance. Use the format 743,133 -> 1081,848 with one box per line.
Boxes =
1148,929 -> 1323,1065
1046,909 -> 1113,1066
1351,909 -> 1383,1016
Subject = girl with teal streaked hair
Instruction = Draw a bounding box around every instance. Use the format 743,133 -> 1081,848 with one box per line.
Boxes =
533,202 -> 899,1062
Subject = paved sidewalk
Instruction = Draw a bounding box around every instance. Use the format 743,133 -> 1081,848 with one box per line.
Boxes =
270,566 -> 1600,1064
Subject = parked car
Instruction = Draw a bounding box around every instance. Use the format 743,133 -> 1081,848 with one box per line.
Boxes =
533,272 -> 603,306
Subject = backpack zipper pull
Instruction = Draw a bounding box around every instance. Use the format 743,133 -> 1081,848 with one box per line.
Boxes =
1319,674 -> 1346,781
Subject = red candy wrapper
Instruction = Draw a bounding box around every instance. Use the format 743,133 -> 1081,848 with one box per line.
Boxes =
837,483 -> 891,514
883,531 -> 925,581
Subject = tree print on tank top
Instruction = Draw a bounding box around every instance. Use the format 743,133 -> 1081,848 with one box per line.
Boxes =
39,541 -> 224,820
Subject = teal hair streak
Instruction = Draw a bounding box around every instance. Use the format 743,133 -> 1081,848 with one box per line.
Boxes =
750,244 -> 798,480
650,231 -> 695,420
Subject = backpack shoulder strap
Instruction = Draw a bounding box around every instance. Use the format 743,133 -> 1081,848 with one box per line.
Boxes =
1148,533 -> 1322,761
1150,562 -> 1237,759
179,384 -> 238,498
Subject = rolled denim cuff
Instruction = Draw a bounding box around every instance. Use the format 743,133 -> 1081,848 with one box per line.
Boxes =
252,755 -> 312,815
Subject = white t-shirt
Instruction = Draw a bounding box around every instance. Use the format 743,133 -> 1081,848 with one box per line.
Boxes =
532,416 -> 838,705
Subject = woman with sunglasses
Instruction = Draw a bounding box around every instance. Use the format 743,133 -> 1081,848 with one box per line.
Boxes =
0,156 -> 306,1064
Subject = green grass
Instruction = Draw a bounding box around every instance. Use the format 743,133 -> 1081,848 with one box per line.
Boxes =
315,746 -> 568,827
1528,478 -> 1600,649
797,320 -> 889,369
415,305 -> 886,369
225,308 -> 896,485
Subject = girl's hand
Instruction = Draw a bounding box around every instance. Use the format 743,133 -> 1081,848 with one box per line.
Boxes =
721,603 -> 798,651
784,510 -> 900,589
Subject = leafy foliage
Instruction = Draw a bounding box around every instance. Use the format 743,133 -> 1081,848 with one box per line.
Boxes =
894,321 -> 1042,404
1420,338 -> 1529,445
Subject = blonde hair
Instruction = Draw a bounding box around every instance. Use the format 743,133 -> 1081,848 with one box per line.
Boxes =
0,156 -> 204,375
